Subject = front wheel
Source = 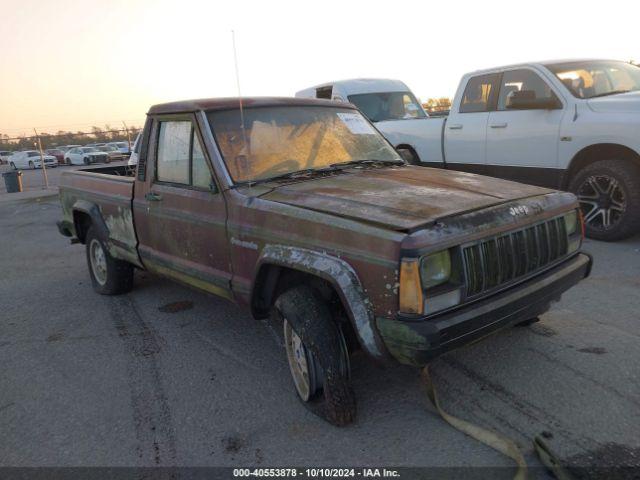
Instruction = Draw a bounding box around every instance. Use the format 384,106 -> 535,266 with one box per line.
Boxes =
273,286 -> 355,426
29,161 -> 35,169
85,226 -> 134,295
569,159 -> 640,241
83,157 -> 90,165
10,162 -> 16,170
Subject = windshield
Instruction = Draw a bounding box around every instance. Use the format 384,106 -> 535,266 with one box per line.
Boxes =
27,151 -> 40,157
82,147 -> 98,153
207,106 -> 401,183
546,61 -> 640,99
346,91 -> 427,122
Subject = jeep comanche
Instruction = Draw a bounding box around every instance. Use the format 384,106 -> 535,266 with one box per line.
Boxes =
57,97 -> 592,425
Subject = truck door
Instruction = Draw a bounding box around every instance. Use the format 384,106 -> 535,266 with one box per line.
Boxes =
132,115 -> 232,300
444,73 -> 500,173
485,68 -> 566,188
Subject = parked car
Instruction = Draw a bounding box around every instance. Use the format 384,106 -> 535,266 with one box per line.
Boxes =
57,97 -> 591,425
298,60 -> 640,241
64,146 -> 110,165
59,145 -> 81,153
107,141 -> 131,156
45,148 -> 66,165
96,145 -> 125,162
0,151 -> 14,165
127,133 -> 141,166
9,150 -> 58,169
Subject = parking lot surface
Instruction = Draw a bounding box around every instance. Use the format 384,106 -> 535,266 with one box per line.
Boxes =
1,194 -> 639,476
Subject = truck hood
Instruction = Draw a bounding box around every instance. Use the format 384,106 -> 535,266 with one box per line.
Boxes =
260,166 -> 551,231
587,91 -> 640,113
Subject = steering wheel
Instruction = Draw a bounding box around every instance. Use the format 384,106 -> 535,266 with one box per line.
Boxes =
256,159 -> 299,178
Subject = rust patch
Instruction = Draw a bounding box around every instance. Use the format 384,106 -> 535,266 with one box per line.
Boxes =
158,300 -> 194,314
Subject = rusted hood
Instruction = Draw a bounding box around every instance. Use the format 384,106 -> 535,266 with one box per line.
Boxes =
261,166 -> 552,231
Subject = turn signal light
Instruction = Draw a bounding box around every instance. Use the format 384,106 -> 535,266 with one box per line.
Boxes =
399,259 -> 424,314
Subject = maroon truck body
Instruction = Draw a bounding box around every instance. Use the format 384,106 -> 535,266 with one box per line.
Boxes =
58,97 -> 591,378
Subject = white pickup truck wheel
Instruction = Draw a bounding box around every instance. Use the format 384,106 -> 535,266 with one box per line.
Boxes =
570,160 -> 640,241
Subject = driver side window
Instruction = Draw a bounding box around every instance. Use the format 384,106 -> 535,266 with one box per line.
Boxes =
155,120 -> 216,191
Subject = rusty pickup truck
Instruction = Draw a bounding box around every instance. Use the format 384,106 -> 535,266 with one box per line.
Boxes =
58,97 -> 592,425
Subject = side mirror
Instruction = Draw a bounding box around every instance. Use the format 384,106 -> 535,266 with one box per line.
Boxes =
506,90 -> 561,110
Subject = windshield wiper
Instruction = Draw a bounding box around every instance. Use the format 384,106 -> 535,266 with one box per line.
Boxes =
330,159 -> 405,169
231,166 -> 340,188
589,89 -> 633,98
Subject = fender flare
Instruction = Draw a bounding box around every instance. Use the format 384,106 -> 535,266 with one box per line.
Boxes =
254,245 -> 392,363
72,200 -> 109,243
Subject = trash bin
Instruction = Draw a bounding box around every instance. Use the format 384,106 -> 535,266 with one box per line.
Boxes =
2,170 -> 23,193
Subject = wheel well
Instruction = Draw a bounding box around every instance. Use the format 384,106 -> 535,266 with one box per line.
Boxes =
252,265 -> 358,349
73,211 -> 92,243
564,144 -> 640,189
395,144 -> 420,162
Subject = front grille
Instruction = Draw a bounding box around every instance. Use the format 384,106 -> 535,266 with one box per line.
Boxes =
463,216 -> 568,298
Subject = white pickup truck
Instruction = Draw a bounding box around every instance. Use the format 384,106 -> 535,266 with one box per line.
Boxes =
296,60 -> 640,241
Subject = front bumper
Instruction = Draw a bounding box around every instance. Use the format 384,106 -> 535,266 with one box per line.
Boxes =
377,252 -> 592,367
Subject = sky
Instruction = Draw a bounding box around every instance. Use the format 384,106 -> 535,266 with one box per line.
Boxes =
1,0 -> 638,136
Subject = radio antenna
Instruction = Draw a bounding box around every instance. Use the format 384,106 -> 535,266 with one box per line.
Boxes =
232,30 -> 249,180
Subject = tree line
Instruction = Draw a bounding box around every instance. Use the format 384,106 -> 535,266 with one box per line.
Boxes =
0,125 -> 141,152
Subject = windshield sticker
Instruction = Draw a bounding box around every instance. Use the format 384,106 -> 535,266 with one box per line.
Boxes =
337,113 -> 376,135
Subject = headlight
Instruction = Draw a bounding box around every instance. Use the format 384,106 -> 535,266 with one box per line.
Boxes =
564,210 -> 578,236
420,250 -> 451,289
564,210 -> 582,253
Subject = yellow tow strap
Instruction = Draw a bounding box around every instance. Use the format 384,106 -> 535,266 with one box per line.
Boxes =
421,366 -> 528,480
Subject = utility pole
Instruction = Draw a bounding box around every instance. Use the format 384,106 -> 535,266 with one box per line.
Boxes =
122,121 -> 131,151
34,128 -> 49,189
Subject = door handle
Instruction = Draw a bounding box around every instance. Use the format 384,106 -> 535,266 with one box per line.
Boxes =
448,124 -> 463,130
490,123 -> 508,128
145,192 -> 162,201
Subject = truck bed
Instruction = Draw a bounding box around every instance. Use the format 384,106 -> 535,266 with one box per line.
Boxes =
58,165 -> 141,267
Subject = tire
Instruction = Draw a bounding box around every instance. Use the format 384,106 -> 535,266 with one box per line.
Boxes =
29,161 -> 35,169
105,157 -> 111,164
85,226 -> 134,295
397,147 -> 419,165
10,162 -> 15,170
569,159 -> 640,241
65,158 -> 71,165
83,157 -> 90,165
272,285 -> 356,426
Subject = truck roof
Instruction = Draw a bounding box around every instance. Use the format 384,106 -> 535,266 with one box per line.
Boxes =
296,78 -> 411,98
467,58 -> 621,75
148,96 -> 353,115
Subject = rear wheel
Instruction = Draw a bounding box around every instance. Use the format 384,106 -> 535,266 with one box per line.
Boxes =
65,157 -> 71,165
85,226 -> 134,295
569,159 -> 640,241
83,157 -> 90,165
272,285 -> 355,426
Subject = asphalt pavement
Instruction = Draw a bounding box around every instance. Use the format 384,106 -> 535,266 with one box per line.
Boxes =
0,193 -> 638,478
